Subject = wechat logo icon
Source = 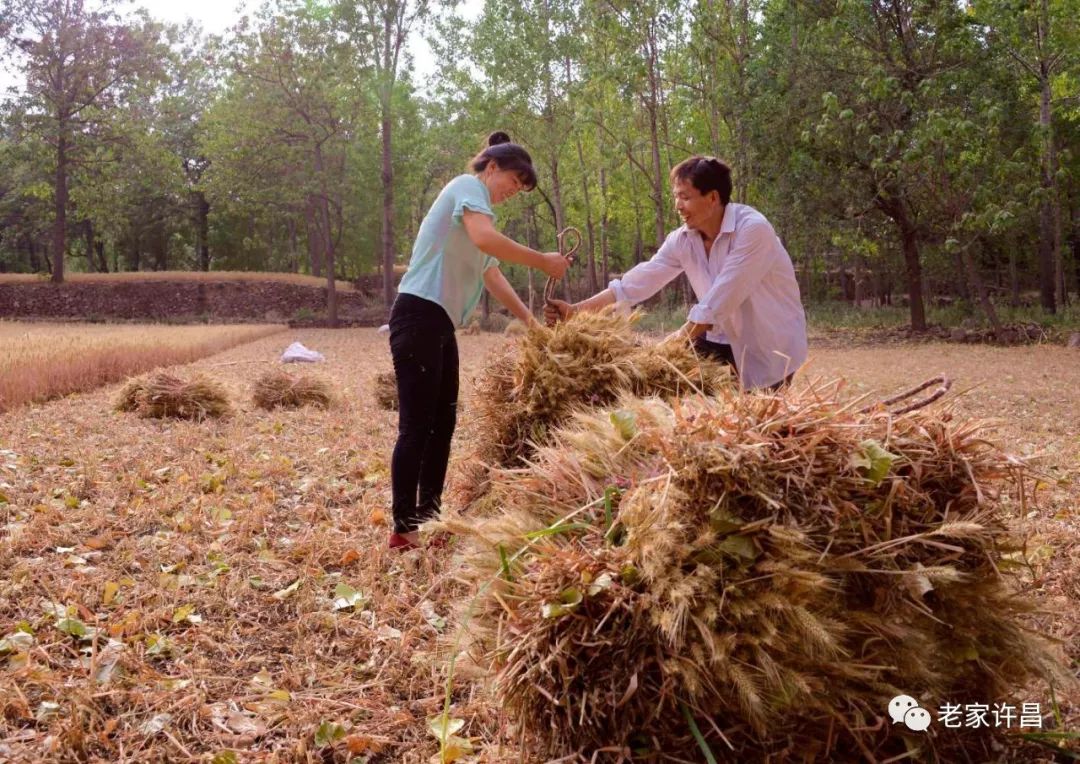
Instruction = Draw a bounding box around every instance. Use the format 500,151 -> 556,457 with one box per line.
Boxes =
889,695 -> 932,732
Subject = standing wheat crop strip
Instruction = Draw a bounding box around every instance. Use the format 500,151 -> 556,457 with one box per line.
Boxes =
0,322 -> 285,413
0,271 -> 357,291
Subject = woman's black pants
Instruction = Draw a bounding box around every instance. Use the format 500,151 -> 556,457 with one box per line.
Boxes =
388,294 -> 459,534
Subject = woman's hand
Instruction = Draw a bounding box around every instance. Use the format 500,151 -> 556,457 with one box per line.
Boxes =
543,298 -> 574,326
537,251 -> 570,280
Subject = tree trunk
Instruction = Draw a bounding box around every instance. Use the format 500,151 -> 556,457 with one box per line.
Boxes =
573,132 -> 597,293
549,154 -> 566,234
878,193 -> 926,331
52,131 -> 68,283
645,41 -> 665,249
380,92 -> 395,308
852,256 -> 862,307
630,159 -> 644,266
733,0 -> 751,202
84,220 -> 98,272
599,159 -> 611,287
899,223 -> 926,331
152,213 -> 168,271
126,230 -> 141,272
415,175 -> 434,242
313,145 -> 337,326
953,252 -> 970,300
704,0 -> 723,156
195,190 -> 211,271
960,243 -> 1002,336
1071,199 -> 1080,299
27,235 -> 42,272
526,204 -> 540,314
1037,70 -> 1057,313
1008,243 -> 1020,308
305,197 -> 323,278
287,215 -> 299,272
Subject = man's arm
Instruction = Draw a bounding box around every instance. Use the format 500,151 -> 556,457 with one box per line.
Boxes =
544,288 -> 616,323
545,233 -> 685,323
483,266 -> 535,326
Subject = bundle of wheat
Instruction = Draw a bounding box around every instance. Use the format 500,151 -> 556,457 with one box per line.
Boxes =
115,371 -> 231,420
374,371 -> 398,411
373,369 -> 466,416
438,383 -> 1068,761
252,369 -> 333,410
452,308 -> 732,510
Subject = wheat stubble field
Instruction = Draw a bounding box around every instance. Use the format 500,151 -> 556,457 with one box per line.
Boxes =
0,325 -> 1077,762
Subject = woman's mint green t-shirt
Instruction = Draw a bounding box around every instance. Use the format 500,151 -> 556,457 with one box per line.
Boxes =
397,174 -> 499,327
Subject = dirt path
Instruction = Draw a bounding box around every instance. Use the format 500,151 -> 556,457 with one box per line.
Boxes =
809,343 -> 1080,474
0,329 -> 1075,762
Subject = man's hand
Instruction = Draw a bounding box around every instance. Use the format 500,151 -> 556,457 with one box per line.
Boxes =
685,321 -> 711,340
664,320 -> 711,344
544,298 -> 574,326
538,252 -> 570,280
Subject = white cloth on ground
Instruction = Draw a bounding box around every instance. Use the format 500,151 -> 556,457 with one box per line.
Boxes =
281,342 -> 325,363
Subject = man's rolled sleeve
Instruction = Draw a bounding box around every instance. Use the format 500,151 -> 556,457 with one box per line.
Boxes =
687,303 -> 715,325
608,232 -> 685,309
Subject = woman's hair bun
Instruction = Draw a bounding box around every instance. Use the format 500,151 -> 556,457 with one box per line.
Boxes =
487,131 -> 511,147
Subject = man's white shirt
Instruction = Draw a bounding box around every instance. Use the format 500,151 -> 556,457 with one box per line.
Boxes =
608,203 -> 808,389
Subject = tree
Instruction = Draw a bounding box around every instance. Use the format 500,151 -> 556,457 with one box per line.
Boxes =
1,0 -> 163,282
785,0 -> 987,331
158,23 -> 219,271
0,117 -> 54,273
221,0 -> 370,323
349,0 -> 430,307
973,0 -> 1079,312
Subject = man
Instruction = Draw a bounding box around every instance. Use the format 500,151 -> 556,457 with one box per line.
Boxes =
545,156 -> 807,390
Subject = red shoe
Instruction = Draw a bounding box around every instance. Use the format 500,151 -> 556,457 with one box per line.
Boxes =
388,532 -> 419,551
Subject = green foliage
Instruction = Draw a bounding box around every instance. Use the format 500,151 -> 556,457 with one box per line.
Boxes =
0,0 -> 1076,321
806,298 -> 1080,331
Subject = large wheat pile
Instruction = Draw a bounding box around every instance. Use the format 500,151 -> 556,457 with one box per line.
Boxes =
438,383 -> 1069,761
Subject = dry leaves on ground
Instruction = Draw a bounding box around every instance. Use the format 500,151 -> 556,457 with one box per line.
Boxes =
0,328 -> 1075,762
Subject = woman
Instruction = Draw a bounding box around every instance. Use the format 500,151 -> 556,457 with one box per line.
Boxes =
387,131 -> 568,550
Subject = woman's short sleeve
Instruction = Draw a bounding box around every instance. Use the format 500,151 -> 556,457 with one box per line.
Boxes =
450,176 -> 495,224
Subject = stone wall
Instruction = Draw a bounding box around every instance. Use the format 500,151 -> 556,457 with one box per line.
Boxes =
0,280 -> 388,325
